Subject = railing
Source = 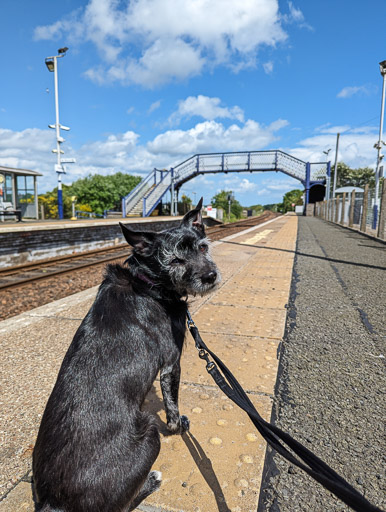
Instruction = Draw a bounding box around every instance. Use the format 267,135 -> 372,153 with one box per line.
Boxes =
310,162 -> 329,181
122,170 -> 155,216
142,170 -> 173,216
172,150 -> 313,185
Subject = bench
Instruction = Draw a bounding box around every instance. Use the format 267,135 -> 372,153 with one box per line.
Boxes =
0,202 -> 22,222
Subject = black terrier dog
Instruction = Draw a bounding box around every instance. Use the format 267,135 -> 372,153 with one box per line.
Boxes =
32,199 -> 220,512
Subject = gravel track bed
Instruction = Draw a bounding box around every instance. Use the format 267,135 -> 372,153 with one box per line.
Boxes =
0,262 -> 120,321
258,217 -> 385,512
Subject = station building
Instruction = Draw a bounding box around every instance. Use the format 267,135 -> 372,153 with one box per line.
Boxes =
0,165 -> 42,220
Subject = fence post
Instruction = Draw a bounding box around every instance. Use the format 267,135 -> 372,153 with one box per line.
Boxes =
334,198 -> 339,223
360,184 -> 369,232
348,190 -> 356,227
377,180 -> 386,239
340,193 -> 346,225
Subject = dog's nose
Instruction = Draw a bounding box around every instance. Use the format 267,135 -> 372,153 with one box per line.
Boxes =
201,270 -> 217,284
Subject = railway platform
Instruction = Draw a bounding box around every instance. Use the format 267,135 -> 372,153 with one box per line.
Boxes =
0,215 -> 384,512
0,214 -> 294,512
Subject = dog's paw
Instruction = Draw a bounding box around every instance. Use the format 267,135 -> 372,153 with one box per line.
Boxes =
148,470 -> 162,492
180,415 -> 190,433
167,415 -> 190,434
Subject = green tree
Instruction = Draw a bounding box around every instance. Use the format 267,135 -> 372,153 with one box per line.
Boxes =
247,204 -> 264,213
211,190 -> 243,220
263,203 -> 280,212
330,163 -> 375,188
181,194 -> 192,206
69,172 -> 141,215
38,172 -> 141,219
280,189 -> 304,213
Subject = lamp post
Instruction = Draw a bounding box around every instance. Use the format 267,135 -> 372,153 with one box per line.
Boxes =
45,47 -> 70,220
374,60 -> 386,220
323,148 -> 332,200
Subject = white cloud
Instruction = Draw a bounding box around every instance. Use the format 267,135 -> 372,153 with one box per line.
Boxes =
288,125 -> 378,169
283,2 -> 313,30
263,61 -> 274,74
337,85 -> 375,99
148,100 -> 162,114
0,115 -> 290,193
147,119 -> 289,156
169,95 -> 244,125
34,0 -> 298,87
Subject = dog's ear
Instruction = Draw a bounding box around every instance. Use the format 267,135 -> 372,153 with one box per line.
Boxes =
119,223 -> 156,255
181,197 -> 204,232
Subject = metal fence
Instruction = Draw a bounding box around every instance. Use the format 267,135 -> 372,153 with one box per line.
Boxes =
314,182 -> 386,240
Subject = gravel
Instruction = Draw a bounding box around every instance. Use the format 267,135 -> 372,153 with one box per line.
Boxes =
258,217 -> 385,512
0,263 -> 110,321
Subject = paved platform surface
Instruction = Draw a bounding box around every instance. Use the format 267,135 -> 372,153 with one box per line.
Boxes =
0,216 -> 181,233
0,215 -> 297,512
258,217 -> 385,511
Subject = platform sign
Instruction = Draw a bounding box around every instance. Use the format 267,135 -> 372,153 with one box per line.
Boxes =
55,164 -> 65,173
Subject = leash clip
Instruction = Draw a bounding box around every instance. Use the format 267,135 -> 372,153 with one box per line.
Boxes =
186,310 -> 196,329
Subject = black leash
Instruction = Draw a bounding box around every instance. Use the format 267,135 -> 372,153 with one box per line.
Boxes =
186,310 -> 383,512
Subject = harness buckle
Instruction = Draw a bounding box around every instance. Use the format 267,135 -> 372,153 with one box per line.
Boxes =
206,362 -> 216,372
198,349 -> 207,359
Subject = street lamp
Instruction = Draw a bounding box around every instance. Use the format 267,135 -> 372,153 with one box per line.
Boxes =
322,148 -> 332,200
45,47 -> 69,220
374,60 -> 386,226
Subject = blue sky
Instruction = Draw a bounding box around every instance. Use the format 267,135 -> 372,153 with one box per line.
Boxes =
0,0 -> 385,207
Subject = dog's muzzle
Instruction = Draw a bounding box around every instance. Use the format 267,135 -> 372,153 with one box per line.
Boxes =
201,270 -> 218,285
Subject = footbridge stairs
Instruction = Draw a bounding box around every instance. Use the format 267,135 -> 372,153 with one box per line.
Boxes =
122,150 -> 330,217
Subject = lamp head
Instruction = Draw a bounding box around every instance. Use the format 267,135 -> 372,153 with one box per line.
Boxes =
380,60 -> 386,76
58,47 -> 69,54
45,58 -> 55,72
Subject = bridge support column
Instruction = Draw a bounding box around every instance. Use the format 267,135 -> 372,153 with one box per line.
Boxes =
170,168 -> 176,216
325,161 -> 331,201
305,162 -> 311,210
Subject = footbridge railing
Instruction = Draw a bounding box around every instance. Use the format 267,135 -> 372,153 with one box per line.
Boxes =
122,150 -> 329,217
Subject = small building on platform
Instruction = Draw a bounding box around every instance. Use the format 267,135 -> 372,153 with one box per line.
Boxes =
0,165 -> 42,220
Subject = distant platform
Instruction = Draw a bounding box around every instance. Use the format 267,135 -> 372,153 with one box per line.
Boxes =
0,216 -> 183,234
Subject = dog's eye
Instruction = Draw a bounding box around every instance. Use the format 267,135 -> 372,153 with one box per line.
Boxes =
199,243 -> 208,253
171,257 -> 185,265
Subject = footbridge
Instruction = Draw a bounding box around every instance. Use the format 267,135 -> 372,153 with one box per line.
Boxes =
122,150 -> 331,217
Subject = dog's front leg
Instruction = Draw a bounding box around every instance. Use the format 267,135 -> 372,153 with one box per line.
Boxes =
160,363 -> 190,434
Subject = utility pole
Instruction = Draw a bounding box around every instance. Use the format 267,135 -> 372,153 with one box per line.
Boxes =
374,61 -> 386,211
332,133 -> 340,198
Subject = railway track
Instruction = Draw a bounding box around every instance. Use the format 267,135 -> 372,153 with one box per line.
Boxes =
0,212 -> 278,292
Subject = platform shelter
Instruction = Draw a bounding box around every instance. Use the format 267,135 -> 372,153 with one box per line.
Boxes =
0,165 -> 42,220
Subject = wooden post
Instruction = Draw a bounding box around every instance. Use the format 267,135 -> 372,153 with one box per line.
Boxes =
377,180 -> 386,239
348,190 -> 356,227
340,192 -> 346,225
360,184 -> 369,232
334,197 -> 339,223
40,204 -> 45,220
